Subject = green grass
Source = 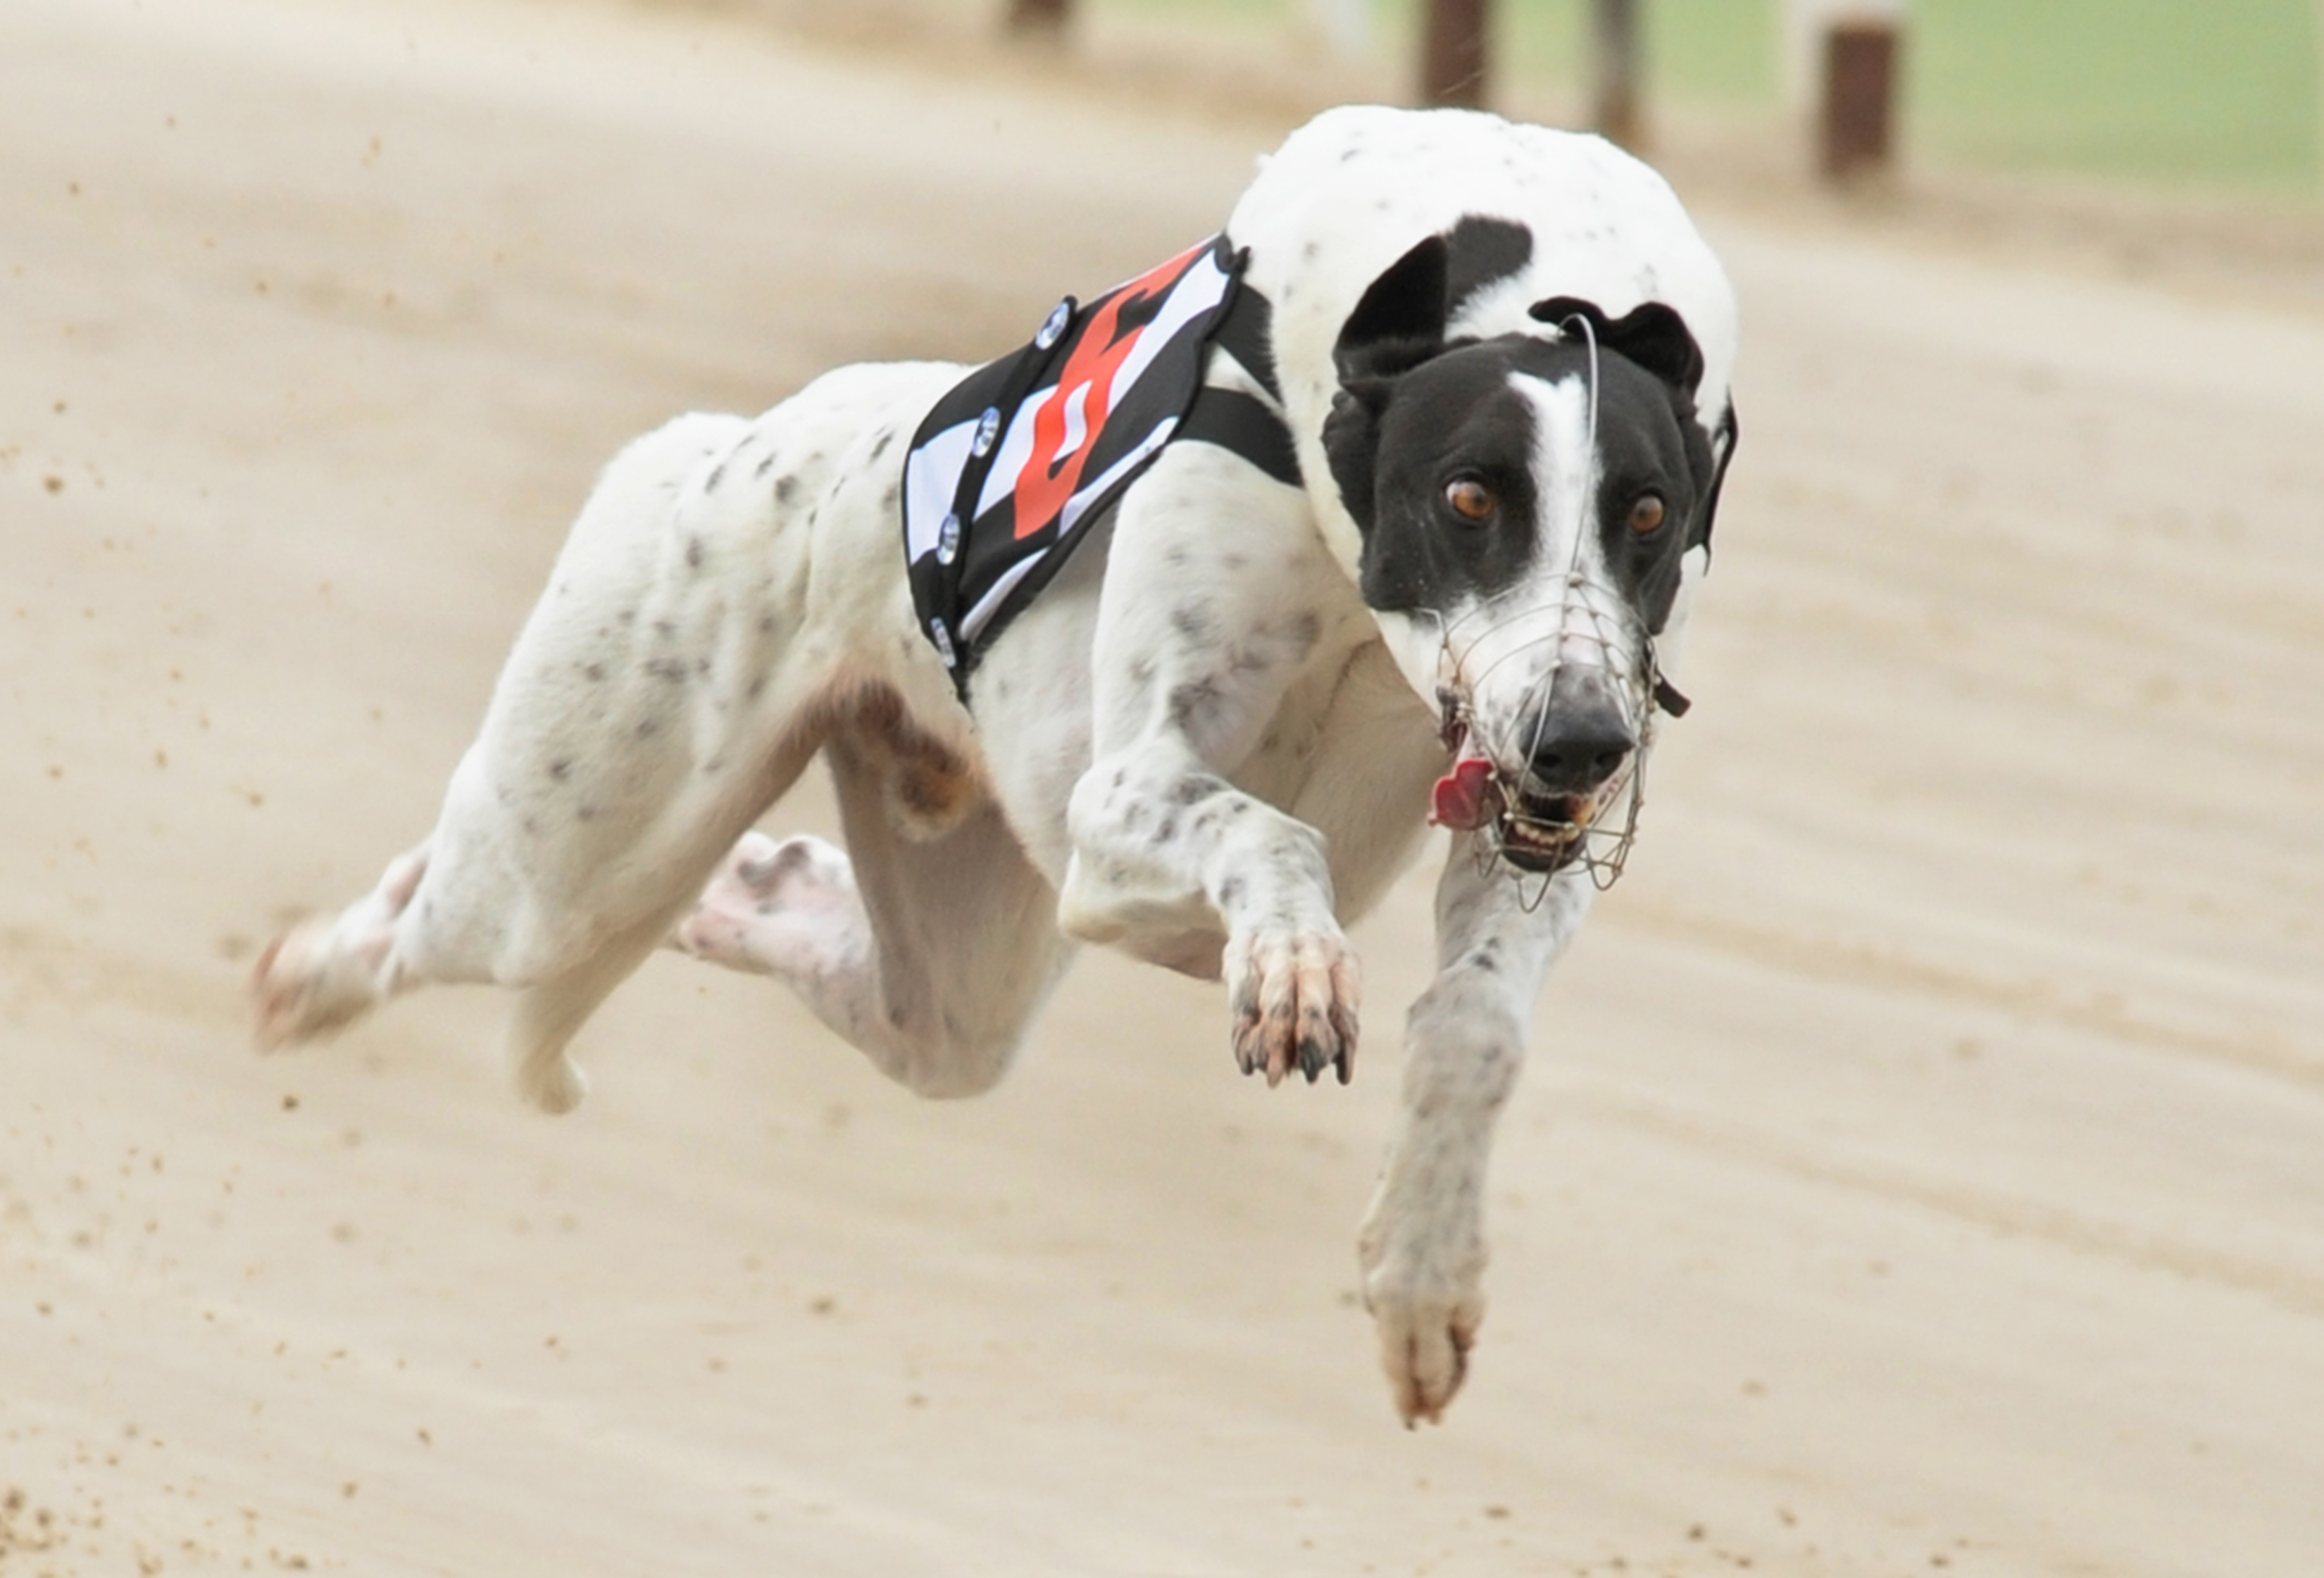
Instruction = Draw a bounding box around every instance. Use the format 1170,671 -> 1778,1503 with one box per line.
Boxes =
1910,0 -> 2320,189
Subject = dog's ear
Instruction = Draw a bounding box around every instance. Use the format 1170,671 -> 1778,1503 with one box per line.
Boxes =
1325,236 -> 1458,534
1325,235 -> 1458,532
1333,234 -> 1452,387
1529,295 -> 1706,399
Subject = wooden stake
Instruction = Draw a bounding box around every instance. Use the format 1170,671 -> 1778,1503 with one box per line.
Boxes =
1007,0 -> 1069,35
1820,19 -> 1899,180
1592,0 -> 1644,149
1422,0 -> 1489,108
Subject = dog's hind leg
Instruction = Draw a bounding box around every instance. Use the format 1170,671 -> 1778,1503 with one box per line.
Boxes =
254,403 -> 842,1106
672,703 -> 1069,1098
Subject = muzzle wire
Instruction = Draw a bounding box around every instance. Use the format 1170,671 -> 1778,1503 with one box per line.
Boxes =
1428,311 -> 1680,906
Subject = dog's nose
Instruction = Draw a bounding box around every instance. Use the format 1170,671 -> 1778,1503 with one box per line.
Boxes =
1524,692 -> 1635,796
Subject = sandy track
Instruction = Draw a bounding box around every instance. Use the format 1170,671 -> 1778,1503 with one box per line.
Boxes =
4,0 -> 2320,1572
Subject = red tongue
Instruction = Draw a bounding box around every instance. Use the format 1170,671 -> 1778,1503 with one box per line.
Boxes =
1430,756 -> 1497,830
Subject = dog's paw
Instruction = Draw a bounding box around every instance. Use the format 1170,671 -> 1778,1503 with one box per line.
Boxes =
1358,1226 -> 1487,1427
251,917 -> 387,1052
669,832 -> 863,977
1225,925 -> 1359,1086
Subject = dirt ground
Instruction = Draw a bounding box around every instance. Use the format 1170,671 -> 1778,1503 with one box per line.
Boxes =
5,0 -> 2321,1573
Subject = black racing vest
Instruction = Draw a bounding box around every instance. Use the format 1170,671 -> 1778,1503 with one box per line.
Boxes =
901,234 -> 1296,699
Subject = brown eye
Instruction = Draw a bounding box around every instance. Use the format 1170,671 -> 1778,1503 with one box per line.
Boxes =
1628,494 -> 1668,535
1444,479 -> 1496,522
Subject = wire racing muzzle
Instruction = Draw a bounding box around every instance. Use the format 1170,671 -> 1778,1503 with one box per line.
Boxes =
1427,577 -> 1685,900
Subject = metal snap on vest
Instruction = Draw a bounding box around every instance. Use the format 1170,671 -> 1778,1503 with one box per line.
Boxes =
936,512 -> 961,565
972,407 -> 1000,458
1035,302 -> 1071,349
927,618 -> 957,668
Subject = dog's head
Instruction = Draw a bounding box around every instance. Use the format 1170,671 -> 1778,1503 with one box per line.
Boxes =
1322,230 -> 1737,878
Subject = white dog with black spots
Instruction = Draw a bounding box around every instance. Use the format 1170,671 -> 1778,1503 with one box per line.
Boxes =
254,105 -> 1738,1424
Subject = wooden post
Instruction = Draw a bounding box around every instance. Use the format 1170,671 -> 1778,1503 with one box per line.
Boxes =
1007,0 -> 1069,34
1591,0 -> 1644,149
1819,19 -> 1899,179
1421,0 -> 1489,108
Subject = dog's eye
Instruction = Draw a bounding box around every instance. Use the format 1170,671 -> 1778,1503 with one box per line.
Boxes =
1444,479 -> 1496,523
1628,494 -> 1668,536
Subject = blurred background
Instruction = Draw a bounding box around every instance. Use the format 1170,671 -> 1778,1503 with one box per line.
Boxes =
744,0 -> 2324,194
5,0 -> 2320,1572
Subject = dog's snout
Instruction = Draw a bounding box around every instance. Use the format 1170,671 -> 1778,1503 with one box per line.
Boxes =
1525,693 -> 1635,796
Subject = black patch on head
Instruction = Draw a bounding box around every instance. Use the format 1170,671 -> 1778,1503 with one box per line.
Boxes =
1331,215 -> 1535,390
1443,215 -> 1534,321
1325,315 -> 1725,637
1327,234 -> 1731,625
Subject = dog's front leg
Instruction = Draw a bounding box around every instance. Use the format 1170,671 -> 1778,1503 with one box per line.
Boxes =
1065,729 -> 1358,1087
1359,847 -> 1594,1425
1056,456 -> 1362,1086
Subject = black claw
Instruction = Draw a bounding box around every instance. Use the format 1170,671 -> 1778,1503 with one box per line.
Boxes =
1334,1050 -> 1352,1086
1296,1034 -> 1327,1082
